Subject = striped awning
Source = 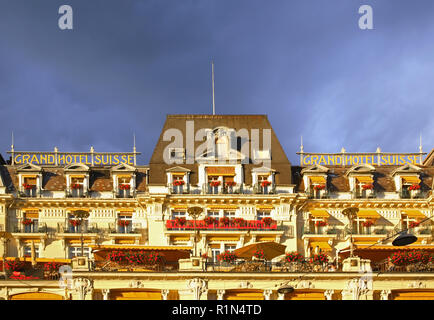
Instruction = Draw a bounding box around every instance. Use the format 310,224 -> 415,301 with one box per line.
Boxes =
356,210 -> 380,219
208,205 -> 238,210
256,205 -> 274,210
355,245 -> 434,251
355,176 -> 374,183
309,176 -> 326,184
402,209 -> 426,218
402,176 -> 421,184
310,209 -> 330,218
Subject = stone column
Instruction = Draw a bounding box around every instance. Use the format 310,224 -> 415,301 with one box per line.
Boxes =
161,289 -> 170,300
102,289 -> 110,300
324,290 -> 334,300
217,290 -> 225,300
263,290 -> 273,300
380,290 -> 391,300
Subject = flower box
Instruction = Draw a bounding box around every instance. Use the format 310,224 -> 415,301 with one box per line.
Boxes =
21,218 -> 33,226
217,251 -> 237,263
22,183 -> 34,190
261,181 -> 271,187
285,252 -> 304,263
119,184 -> 131,190
210,181 -> 221,187
315,221 -> 328,227
173,180 -> 185,186
408,184 -> 421,191
313,184 -> 325,191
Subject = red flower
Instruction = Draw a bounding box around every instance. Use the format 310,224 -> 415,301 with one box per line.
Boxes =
71,183 -> 81,189
408,184 -> 421,191
175,217 -> 187,226
315,221 -> 328,227
313,184 -> 325,191
119,184 -> 131,190
226,181 -> 236,187
210,181 -> 221,187
118,220 -> 130,227
262,217 -> 275,226
217,251 -> 237,263
261,180 -> 271,187
173,180 -> 185,186
361,220 -> 374,227
21,218 -> 33,226
69,219 -> 82,227
22,183 -> 34,190
285,252 -> 305,263
362,184 -> 374,190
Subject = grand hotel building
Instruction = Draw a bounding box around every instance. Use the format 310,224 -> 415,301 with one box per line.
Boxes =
0,114 -> 433,300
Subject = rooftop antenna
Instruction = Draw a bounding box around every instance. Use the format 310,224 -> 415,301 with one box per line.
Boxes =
212,60 -> 215,115
300,135 -> 304,153
133,133 -> 136,153
11,131 -> 14,151
419,133 -> 423,153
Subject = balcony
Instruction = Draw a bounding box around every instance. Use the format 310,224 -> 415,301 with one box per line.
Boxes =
302,226 -> 339,236
12,219 -> 47,234
308,190 -> 329,199
115,188 -> 135,198
166,219 -> 280,231
400,189 -> 427,199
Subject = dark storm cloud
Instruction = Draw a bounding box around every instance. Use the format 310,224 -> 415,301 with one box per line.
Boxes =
0,0 -> 433,164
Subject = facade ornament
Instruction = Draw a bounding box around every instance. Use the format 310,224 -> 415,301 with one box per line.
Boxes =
380,290 -> 391,300
129,280 -> 145,288
324,290 -> 334,300
342,278 -> 369,300
187,278 -> 208,300
216,289 -> 225,300
408,281 -> 426,289
295,280 -> 314,289
238,281 -> 253,289
161,289 -> 170,300
72,278 -> 93,300
102,289 -> 110,300
277,293 -> 285,300
263,289 -> 273,300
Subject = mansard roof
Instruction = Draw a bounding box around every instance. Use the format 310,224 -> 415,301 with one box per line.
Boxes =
148,115 -> 292,185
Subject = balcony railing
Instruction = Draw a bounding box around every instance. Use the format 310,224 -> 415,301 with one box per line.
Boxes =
253,183 -> 276,195
169,183 -> 190,195
13,219 -> 47,233
166,219 -> 279,231
352,190 -> 376,199
116,189 -> 135,198
308,190 -> 330,199
19,187 -> 39,198
66,188 -> 88,198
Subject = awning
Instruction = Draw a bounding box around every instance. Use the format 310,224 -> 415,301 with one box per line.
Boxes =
402,209 -> 426,218
208,205 -> 239,210
310,242 -> 332,250
171,205 -> 188,210
310,209 -> 330,218
90,245 -> 192,251
117,174 -> 132,179
309,176 -> 326,184
25,211 -> 39,219
355,176 -> 374,183
354,245 -> 434,251
0,257 -> 71,263
402,176 -> 421,184
354,241 -> 378,248
357,210 -> 380,219
206,166 -> 235,176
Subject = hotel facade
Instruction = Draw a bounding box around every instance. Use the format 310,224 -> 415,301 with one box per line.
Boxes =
0,114 -> 433,300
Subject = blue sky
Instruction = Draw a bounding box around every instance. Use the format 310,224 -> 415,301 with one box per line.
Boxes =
0,0 -> 433,165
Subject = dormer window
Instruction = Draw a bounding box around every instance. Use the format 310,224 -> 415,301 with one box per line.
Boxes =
111,163 -> 137,198
401,176 -> 421,199
205,166 -> 235,195
16,164 -> 42,198
391,164 -> 423,199
353,176 -> 375,198
309,176 -> 327,199
64,163 -> 90,198
252,167 -> 275,194
166,166 -> 190,195
117,175 -> 132,198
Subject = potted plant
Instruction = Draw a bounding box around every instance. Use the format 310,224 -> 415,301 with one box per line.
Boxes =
253,249 -> 265,260
219,217 -> 230,227
204,216 -> 216,226
175,217 -> 187,226
285,252 -> 304,263
210,181 -> 221,187
262,217 -> 275,228
217,251 -> 237,264
21,218 -> 33,226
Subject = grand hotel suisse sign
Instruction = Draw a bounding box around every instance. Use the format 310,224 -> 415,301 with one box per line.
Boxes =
298,150 -> 426,166
8,148 -> 140,166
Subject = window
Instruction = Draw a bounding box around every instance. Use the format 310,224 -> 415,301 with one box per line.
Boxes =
23,245 -> 39,258
211,248 -> 221,262
22,176 -> 37,197
22,211 -> 39,233
172,211 -> 186,220
224,244 -> 236,252
172,175 -> 185,194
257,211 -> 270,221
118,175 -> 132,197
169,148 -> 185,161
207,211 -> 220,218
70,177 -> 84,197
208,176 -> 220,194
117,213 -> 133,233
68,214 -> 88,233
68,246 -> 90,258
258,175 -> 271,194
224,211 -> 235,219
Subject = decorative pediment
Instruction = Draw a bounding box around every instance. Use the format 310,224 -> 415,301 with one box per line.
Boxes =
16,163 -> 42,172
391,163 -> 422,176
111,163 -> 137,173
301,164 -> 329,175
64,163 -> 89,172
345,164 -> 376,177
252,166 -> 276,173
166,166 -> 191,173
